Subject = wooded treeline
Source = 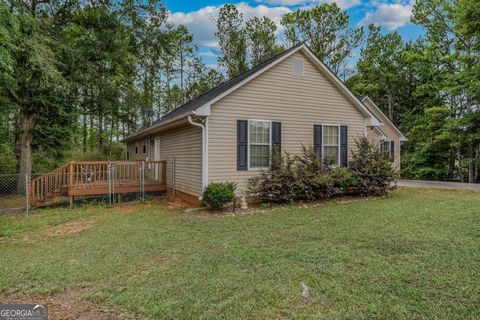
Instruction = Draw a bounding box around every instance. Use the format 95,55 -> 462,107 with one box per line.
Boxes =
0,0 -> 479,183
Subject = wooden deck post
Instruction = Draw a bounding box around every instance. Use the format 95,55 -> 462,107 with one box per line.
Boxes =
69,161 -> 74,206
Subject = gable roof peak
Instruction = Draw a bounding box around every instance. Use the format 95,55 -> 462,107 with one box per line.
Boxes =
124,44 -> 380,142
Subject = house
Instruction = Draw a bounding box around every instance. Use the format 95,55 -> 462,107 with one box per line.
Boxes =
123,44 -> 407,204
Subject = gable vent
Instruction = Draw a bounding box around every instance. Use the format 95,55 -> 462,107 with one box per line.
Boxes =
292,58 -> 304,76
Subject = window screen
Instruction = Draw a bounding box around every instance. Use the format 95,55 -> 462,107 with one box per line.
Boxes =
322,125 -> 339,165
249,120 -> 271,169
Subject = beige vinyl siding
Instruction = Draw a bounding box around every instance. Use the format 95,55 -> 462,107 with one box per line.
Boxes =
126,139 -> 150,161
208,51 -> 368,194
362,99 -> 401,170
159,125 -> 202,196
366,127 -> 382,145
126,124 -> 203,197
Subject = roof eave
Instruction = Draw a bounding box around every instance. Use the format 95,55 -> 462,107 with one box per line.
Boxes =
121,112 -> 193,143
361,96 -> 407,140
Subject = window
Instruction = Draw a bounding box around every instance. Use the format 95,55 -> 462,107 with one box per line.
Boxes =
135,145 -> 138,154
249,120 -> 271,169
143,141 -> 147,154
126,151 -> 129,160
380,140 -> 391,159
323,125 -> 340,166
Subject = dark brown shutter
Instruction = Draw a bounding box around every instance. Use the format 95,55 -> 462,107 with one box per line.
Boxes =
237,120 -> 248,170
390,140 -> 395,162
272,122 -> 281,157
340,125 -> 348,167
313,125 -> 322,159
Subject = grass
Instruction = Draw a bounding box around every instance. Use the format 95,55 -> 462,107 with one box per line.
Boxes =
1,188 -> 479,319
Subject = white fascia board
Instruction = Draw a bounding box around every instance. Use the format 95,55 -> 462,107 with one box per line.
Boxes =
361,96 -> 407,140
366,117 -> 382,127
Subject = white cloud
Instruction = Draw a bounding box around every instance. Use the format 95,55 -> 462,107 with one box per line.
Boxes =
168,2 -> 291,50
257,0 -> 361,10
168,6 -> 219,49
199,51 -> 218,59
358,3 -> 413,30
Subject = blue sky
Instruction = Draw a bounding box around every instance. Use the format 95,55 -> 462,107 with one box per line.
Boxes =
164,0 -> 423,67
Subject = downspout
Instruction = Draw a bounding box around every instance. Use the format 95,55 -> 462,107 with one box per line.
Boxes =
188,115 -> 208,195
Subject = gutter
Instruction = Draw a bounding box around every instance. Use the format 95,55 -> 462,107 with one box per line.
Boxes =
188,115 -> 208,194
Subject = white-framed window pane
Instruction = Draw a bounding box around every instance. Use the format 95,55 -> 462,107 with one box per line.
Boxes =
250,121 -> 269,144
249,120 -> 271,169
381,140 -> 391,156
323,126 -> 339,145
322,125 -> 339,166
324,146 -> 339,165
250,145 -> 270,168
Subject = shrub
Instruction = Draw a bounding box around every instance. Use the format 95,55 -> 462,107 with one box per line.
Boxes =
331,167 -> 359,190
349,137 -> 396,196
249,140 -> 396,203
248,146 -> 336,203
202,182 -> 237,210
248,152 -> 297,203
294,146 -> 336,201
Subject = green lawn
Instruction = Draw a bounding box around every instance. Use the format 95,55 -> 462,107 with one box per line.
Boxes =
1,188 -> 479,319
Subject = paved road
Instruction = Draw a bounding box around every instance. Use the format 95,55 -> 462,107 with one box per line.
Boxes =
396,179 -> 480,192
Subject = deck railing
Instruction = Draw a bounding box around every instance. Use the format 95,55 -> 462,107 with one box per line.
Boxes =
29,164 -> 70,205
29,160 -> 167,207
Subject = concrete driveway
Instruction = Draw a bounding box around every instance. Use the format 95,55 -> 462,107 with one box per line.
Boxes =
396,179 -> 480,192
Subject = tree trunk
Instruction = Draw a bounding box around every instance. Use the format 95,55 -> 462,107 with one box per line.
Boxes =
89,113 -> 94,152
108,116 -> 115,159
17,111 -> 35,192
98,113 -> 104,155
468,143 -> 476,183
457,146 -> 464,182
387,92 -> 393,121
82,113 -> 87,153
447,148 -> 455,181
180,51 -> 184,104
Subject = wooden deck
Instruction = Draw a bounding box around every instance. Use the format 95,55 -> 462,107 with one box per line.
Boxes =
29,160 -> 167,207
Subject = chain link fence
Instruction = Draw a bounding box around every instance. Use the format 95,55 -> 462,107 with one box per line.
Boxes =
0,161 -> 167,215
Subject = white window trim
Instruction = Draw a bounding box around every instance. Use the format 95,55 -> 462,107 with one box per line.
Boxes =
322,124 -> 341,167
247,119 -> 272,171
380,139 -> 392,157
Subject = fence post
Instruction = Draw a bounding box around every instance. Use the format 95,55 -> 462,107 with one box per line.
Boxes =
141,161 -> 145,202
111,165 -> 115,204
107,162 -> 112,206
25,173 -> 30,218
172,156 -> 176,198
